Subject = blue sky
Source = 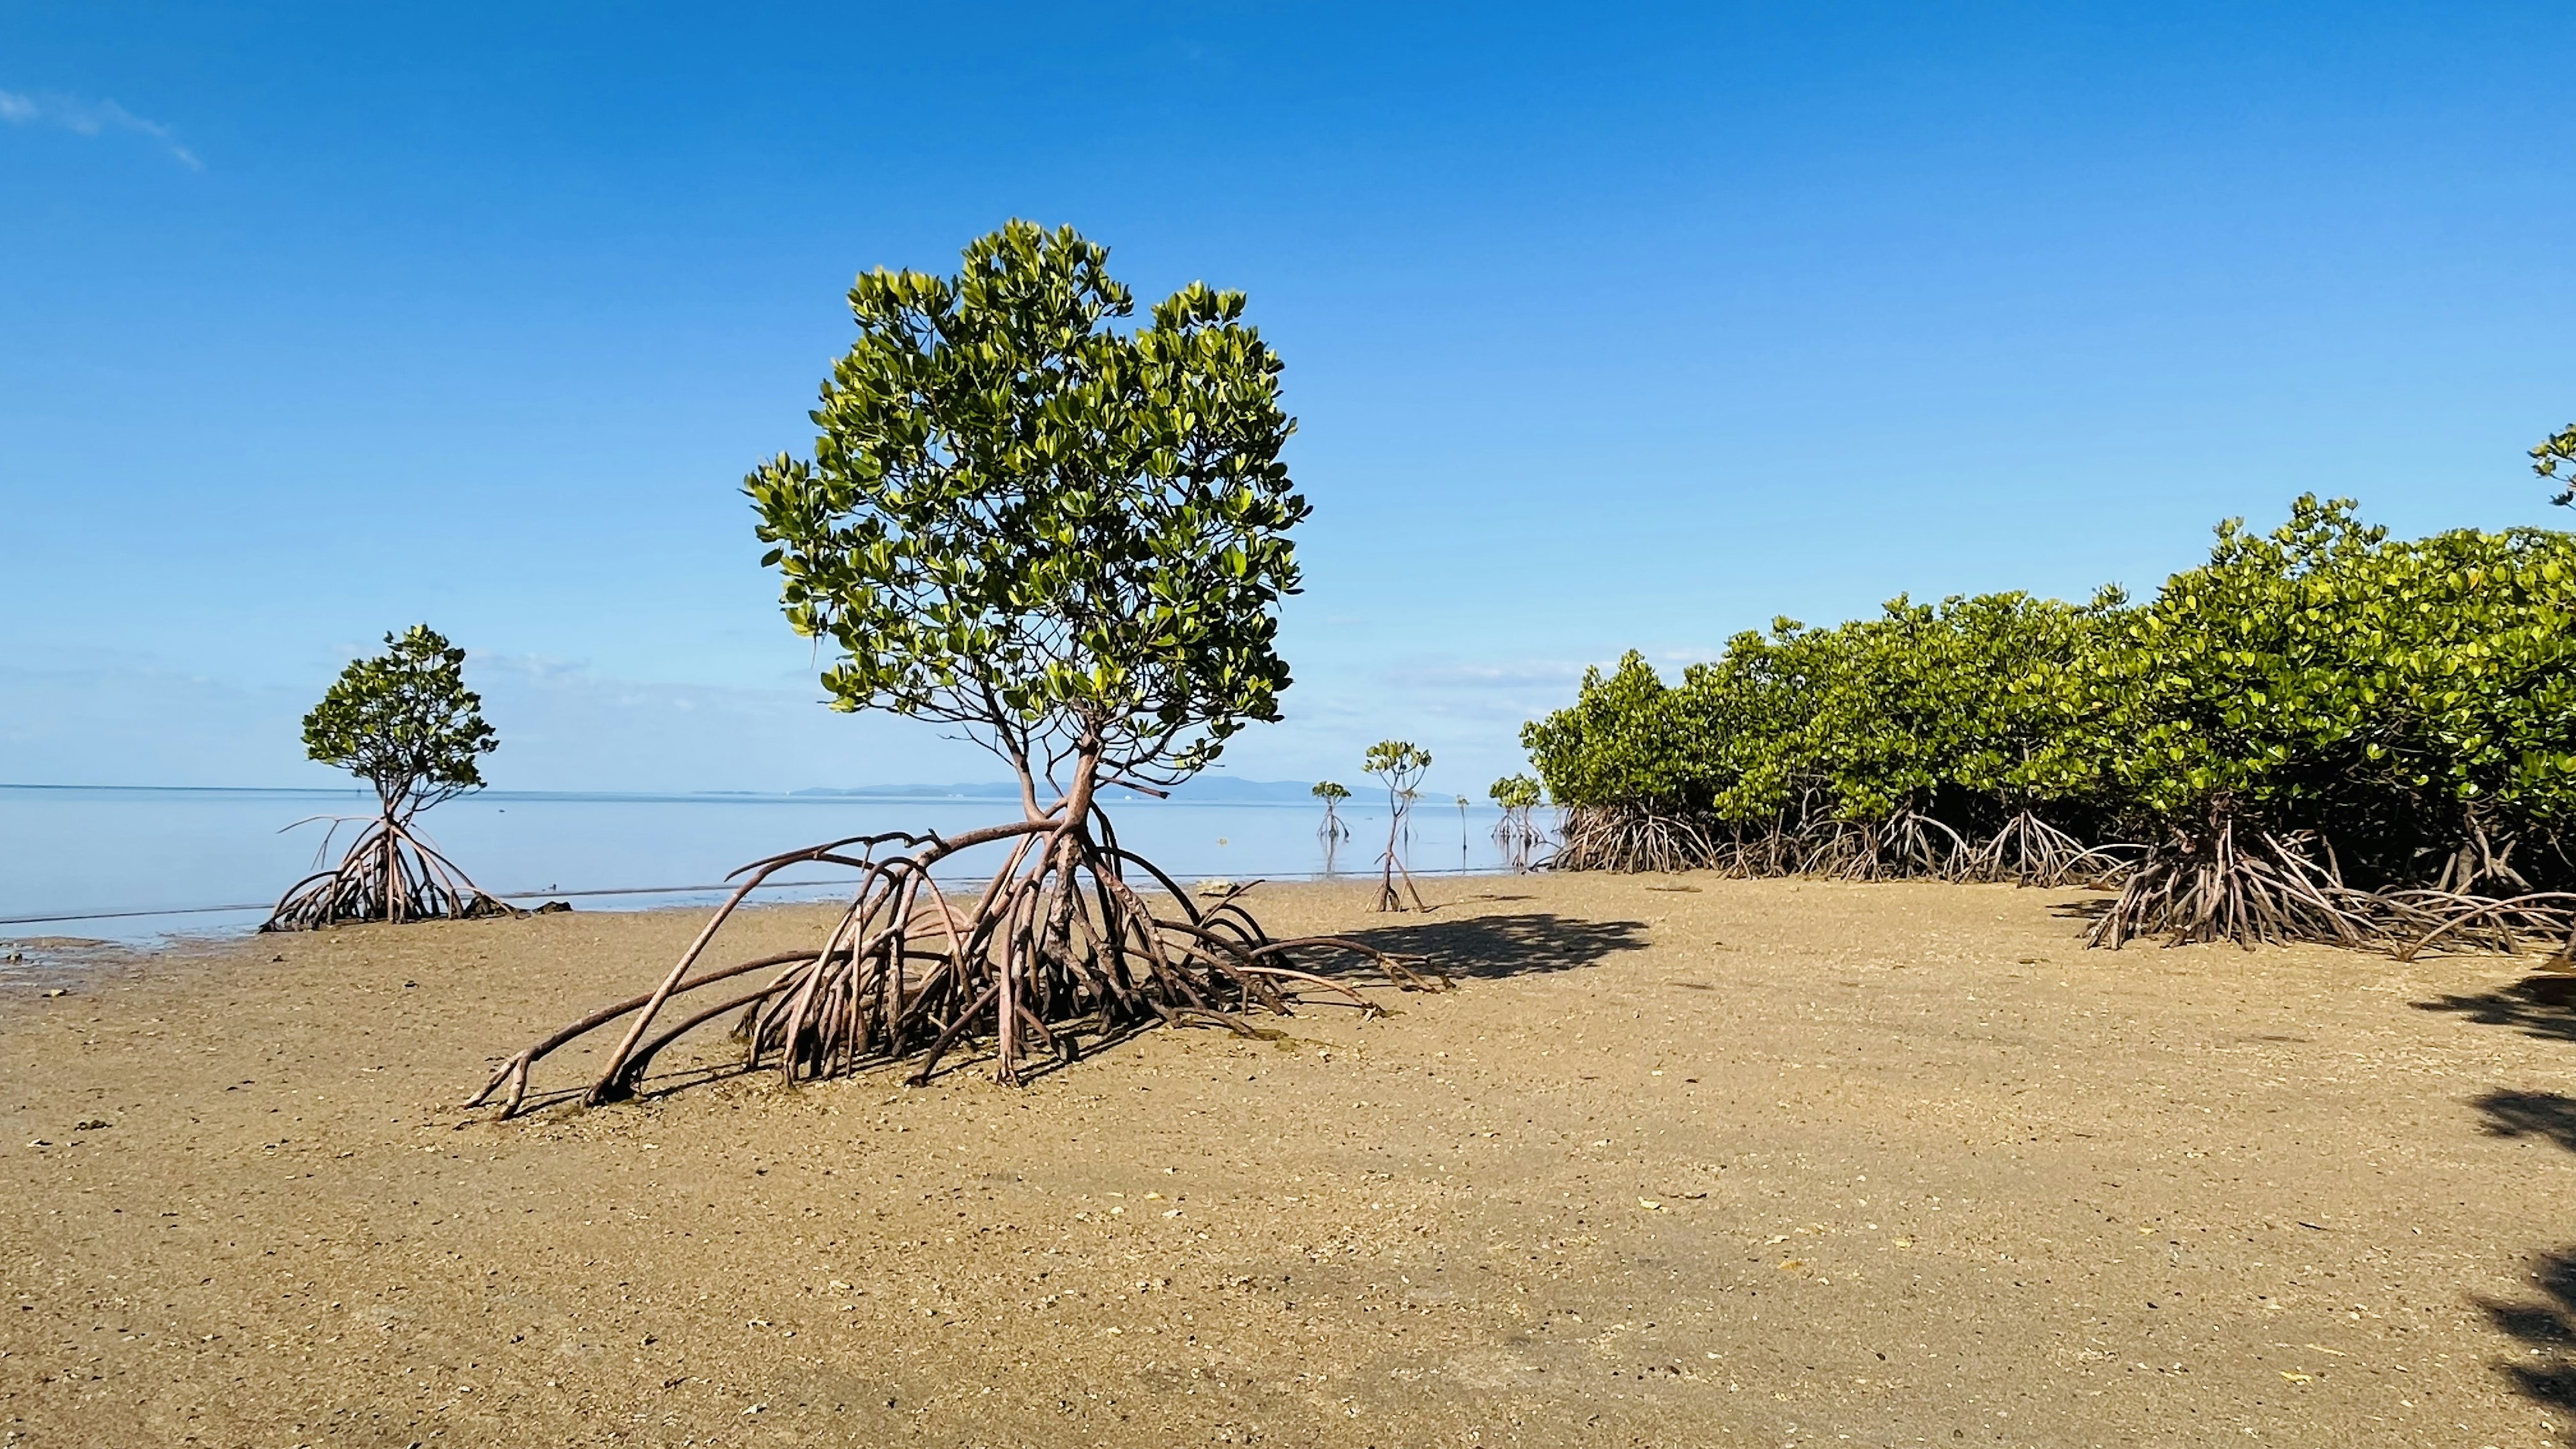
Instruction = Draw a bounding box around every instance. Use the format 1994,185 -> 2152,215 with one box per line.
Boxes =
5,2 -> 2573,798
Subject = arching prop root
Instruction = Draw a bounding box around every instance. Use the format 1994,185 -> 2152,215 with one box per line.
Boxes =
1551,806 -> 1711,873
1550,806 -> 2137,885
263,814 -> 514,932
2089,821 -> 2377,949
2086,810 -> 2576,955
2381,891 -> 2576,962
467,818 -> 1448,1118
1787,811 -> 1972,882
1967,811 -> 2141,888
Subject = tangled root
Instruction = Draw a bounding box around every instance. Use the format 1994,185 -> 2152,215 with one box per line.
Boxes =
1550,806 -> 1710,873
264,815 -> 513,931
468,814 -> 1447,1118
1968,811 -> 2141,888
2089,814 -> 2379,949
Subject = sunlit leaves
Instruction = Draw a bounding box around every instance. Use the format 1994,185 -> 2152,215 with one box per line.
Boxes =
747,222 -> 1305,788
2081,495 -> 2576,873
301,625 -> 496,821
2534,421 -> 2576,507
1522,594 -> 2113,829
1520,494 -> 2576,888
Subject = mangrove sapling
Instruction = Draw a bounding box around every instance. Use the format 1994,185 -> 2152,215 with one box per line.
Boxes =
475,223 -> 1440,1116
1312,780 -> 1352,842
1489,773 -> 1546,871
1366,741 -> 1432,911
264,625 -> 510,930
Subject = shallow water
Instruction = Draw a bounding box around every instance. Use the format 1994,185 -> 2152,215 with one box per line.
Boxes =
0,784 -> 1527,949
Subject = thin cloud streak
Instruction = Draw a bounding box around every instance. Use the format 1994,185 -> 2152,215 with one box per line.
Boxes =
0,87 -> 201,168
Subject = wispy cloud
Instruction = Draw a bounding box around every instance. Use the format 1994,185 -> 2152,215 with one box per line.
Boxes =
0,87 -> 201,169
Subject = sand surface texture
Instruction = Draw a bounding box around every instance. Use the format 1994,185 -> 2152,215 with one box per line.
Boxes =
5,873 -> 2575,1447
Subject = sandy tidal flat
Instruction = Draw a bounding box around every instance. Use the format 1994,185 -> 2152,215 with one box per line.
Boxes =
5,873 -> 2575,1446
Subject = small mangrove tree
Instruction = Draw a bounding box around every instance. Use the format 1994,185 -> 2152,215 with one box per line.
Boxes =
266,625 -> 507,930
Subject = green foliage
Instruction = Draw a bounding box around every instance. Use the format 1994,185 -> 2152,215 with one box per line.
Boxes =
747,221 -> 1306,794
1311,780 -> 1350,802
1364,741 -> 1431,794
1523,595 -> 2118,831
302,625 -> 496,820
2074,495 -> 2576,880
1791,589 -> 2126,822
2535,422 -> 2576,507
1521,496 -> 2576,889
1489,774 -> 1544,810
1519,652 -> 1709,813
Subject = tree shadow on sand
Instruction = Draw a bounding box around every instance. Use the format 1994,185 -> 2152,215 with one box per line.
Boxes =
1319,910 -> 1653,983
2469,1090 -> 2576,1411
2477,1089 -> 2576,1154
2411,973 -> 2576,1046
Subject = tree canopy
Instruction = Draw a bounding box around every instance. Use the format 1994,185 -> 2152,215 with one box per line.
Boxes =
301,625 -> 496,821
2070,496 -> 2576,885
1521,496 -> 2576,894
1364,741 -> 1431,795
747,221 -> 1307,808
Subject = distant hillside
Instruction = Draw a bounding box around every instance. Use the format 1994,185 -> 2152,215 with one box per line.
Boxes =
791,777 -> 1324,804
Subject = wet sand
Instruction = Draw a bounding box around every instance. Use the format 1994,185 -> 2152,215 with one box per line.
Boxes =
5,873 -> 2574,1447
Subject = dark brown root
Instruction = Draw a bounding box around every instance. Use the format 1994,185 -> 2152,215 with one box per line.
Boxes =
466,816 -> 1446,1118
2089,819 -> 2377,949
263,815 -> 514,931
2094,830 -> 2576,958
1790,811 -> 1971,882
1550,806 -> 1710,873
1706,826 -> 1799,879
2384,890 -> 2576,961
1968,810 -> 2141,888
2430,816 -> 2534,895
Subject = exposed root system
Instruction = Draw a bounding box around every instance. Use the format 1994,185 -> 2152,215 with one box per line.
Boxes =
1552,806 -> 2137,890
2089,819 -> 2374,949
470,814 -> 1447,1118
264,816 -> 513,932
2381,890 -> 2576,961
2086,814 -> 2576,956
1792,811 -> 1970,882
1552,806 -> 1711,873
1968,811 -> 2141,888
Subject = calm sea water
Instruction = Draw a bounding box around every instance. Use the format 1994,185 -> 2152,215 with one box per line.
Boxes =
0,785 -> 1527,950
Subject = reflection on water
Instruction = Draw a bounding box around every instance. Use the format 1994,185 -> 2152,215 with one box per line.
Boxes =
0,785 -> 1534,947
